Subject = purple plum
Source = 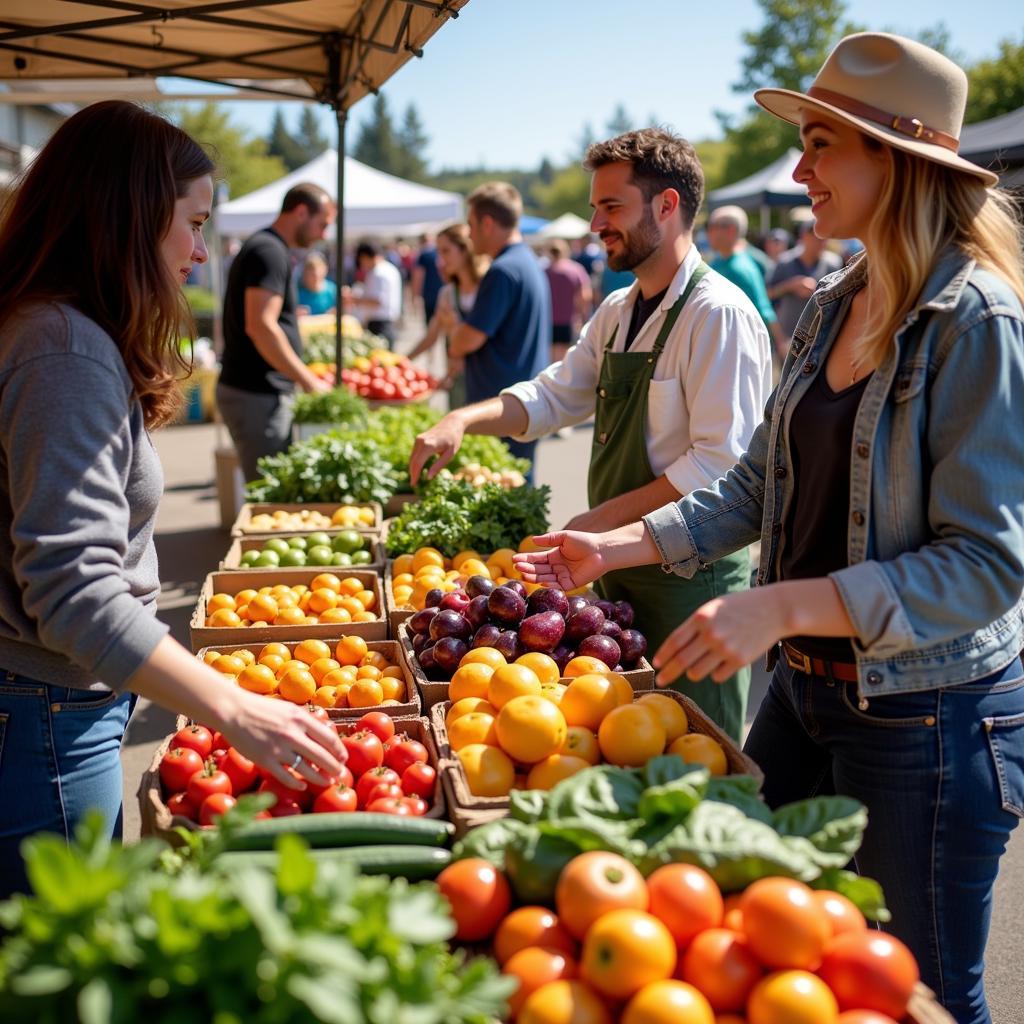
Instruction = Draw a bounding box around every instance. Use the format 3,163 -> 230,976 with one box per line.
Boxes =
424,588 -> 445,608
466,594 -> 491,631
488,586 -> 527,627
408,606 -> 438,635
618,629 -> 648,667
492,629 -> 522,661
564,605 -> 606,645
578,633 -> 621,670
440,591 -> 471,615
411,632 -> 428,655
551,644 -> 576,674
432,636 -> 469,677
429,609 -> 471,642
594,599 -> 617,621
519,611 -> 566,653
504,580 -> 528,600
613,600 -> 635,628
600,619 -> 624,644
472,623 -> 502,649
465,574 -> 495,599
527,586 -> 570,618
566,595 -> 589,617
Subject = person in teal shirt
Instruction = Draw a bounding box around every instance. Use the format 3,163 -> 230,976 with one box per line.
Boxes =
296,251 -> 336,315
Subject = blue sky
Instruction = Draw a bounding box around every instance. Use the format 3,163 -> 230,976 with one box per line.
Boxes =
177,0 -> 1021,172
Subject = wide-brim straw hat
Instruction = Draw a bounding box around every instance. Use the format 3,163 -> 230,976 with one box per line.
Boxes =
754,32 -> 998,187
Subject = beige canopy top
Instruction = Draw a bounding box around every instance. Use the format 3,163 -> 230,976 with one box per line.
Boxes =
0,0 -> 469,110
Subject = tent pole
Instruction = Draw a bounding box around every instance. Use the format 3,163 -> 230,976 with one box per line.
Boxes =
334,106 -> 347,385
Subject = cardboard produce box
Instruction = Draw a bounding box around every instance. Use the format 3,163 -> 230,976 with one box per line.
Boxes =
195,639 -> 420,719
220,532 -> 385,572
190,568 -> 386,652
231,501 -> 383,537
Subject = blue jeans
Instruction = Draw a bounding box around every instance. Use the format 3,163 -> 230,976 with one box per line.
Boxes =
0,673 -> 135,899
745,657 -> 1024,1024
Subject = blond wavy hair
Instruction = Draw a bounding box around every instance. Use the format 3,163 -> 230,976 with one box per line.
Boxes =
856,141 -> 1024,372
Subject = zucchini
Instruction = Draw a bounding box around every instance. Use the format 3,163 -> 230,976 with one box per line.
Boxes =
217,844 -> 452,880
223,812 -> 454,852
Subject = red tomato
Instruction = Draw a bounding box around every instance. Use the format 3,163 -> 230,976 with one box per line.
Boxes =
358,711 -> 396,744
401,795 -> 428,816
170,724 -> 214,759
342,730 -> 384,777
270,798 -> 303,818
166,792 -> 197,820
366,796 -> 411,815
401,762 -> 437,800
159,746 -> 205,793
313,784 -> 358,813
221,748 -> 260,795
305,703 -> 330,724
837,1013 -> 901,1024
186,765 -> 233,807
384,737 -> 428,776
307,763 -> 354,801
209,748 -> 229,772
355,767 -> 402,807
818,931 -> 920,1019
259,772 -> 313,811
435,858 -> 512,942
679,927 -> 762,1012
364,783 -> 405,808
209,730 -> 227,751
199,792 -> 237,826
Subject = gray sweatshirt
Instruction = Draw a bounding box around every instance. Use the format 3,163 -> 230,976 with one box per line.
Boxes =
0,303 -> 169,691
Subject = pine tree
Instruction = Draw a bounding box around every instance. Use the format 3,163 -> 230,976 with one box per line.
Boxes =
295,106 -> 328,164
606,104 -> 632,137
267,107 -> 307,171
352,93 -> 399,174
396,103 -> 430,181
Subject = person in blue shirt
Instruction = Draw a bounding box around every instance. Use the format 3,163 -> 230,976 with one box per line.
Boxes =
296,251 -> 336,316
412,232 -> 445,326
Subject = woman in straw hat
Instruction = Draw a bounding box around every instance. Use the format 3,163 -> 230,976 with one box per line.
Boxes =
515,33 -> 1024,1022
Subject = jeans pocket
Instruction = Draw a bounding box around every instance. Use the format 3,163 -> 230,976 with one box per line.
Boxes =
51,688 -> 120,713
984,713 -> 1024,818
839,683 -> 938,728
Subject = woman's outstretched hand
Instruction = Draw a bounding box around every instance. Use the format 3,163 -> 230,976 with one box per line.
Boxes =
512,531 -> 609,591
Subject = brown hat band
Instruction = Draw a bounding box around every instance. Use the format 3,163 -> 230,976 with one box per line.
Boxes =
807,86 -> 960,152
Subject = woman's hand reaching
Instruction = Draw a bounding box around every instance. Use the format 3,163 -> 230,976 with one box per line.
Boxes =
512,531 -> 610,591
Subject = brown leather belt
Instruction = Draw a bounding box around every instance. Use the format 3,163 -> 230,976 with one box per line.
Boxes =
781,640 -> 859,682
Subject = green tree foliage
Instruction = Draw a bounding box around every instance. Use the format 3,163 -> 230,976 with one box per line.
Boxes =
606,103 -> 633,137
267,106 -> 308,171
353,93 -> 400,173
395,103 -> 430,181
166,102 -> 286,200
534,164 -> 592,219
966,34 -> 1024,123
296,105 -> 329,162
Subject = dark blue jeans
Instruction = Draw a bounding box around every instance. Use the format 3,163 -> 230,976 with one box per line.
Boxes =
0,673 -> 135,899
745,657 -> 1024,1024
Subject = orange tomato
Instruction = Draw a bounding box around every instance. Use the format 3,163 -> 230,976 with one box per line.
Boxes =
488,663 -> 543,709
621,980 -> 715,1024
667,733 -> 728,776
580,909 -> 676,1000
505,947 -> 578,1018
559,726 -> 601,765
636,692 -> 689,743
563,656 -> 611,678
273,606 -> 306,626
679,928 -> 762,1013
449,662 -> 495,702
647,863 -> 724,948
244,593 -> 278,622
740,878 -> 832,971
435,857 -> 511,942
311,685 -> 338,708
516,652 -> 562,684
746,970 -> 838,1024
235,648 -> 256,666
319,607 -> 352,624
495,695 -> 568,763
493,906 -> 577,965
817,931 -> 919,1019
598,704 -> 666,766
202,650 -> 222,666
722,893 -> 744,933
518,980 -> 611,1024
539,682 -> 568,706
526,754 -> 591,790
338,576 -> 364,596
456,743 -> 515,796
812,891 -> 867,938
559,674 -> 620,731
555,851 -> 649,939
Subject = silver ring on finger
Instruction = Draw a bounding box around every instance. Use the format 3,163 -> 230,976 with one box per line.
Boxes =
288,752 -> 303,771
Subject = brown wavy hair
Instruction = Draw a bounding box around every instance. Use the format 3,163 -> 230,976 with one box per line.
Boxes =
437,222 -> 489,286
0,101 -> 214,428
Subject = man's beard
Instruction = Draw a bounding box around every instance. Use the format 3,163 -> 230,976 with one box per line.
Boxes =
604,205 -> 660,272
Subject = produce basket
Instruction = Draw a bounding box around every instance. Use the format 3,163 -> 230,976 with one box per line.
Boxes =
230,501 -> 383,536
190,568 -> 386,651
383,561 -> 415,637
220,533 -> 385,572
138,715 -> 447,845
194,639 -> 420,719
438,766 -> 506,840
396,623 -> 655,710
436,688 -> 762,815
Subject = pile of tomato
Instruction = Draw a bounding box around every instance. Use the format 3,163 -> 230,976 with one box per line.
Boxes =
436,851 -> 920,1024
158,711 -> 437,824
339,353 -> 437,401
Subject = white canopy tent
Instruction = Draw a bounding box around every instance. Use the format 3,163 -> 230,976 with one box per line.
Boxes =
707,148 -> 810,234
217,149 -> 463,237
536,211 -> 592,240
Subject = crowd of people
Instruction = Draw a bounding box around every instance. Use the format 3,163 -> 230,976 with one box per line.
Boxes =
0,29 -> 1021,1024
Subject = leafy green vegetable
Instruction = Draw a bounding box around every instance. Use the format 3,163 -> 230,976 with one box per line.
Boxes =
302,329 -> 376,366
811,869 -> 892,923
291,388 -> 369,427
450,818 -> 533,872
0,811 -> 514,1023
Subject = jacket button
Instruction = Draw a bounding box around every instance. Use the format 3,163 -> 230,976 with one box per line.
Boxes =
866,671 -> 883,685
852,510 -> 865,526
855,442 -> 869,458
802,361 -> 817,375
598,388 -> 607,398
774,466 -> 787,478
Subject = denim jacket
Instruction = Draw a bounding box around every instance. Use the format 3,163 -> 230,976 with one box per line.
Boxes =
644,248 -> 1024,697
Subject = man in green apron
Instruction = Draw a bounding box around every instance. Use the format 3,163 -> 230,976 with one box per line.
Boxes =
409,129 -> 771,741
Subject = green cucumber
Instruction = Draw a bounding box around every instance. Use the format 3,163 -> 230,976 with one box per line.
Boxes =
223,812 -> 454,852
217,844 -> 452,880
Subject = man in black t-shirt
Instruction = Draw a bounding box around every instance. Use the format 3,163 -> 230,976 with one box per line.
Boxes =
216,182 -> 336,483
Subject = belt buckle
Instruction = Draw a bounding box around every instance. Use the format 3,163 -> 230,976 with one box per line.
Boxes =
784,643 -> 813,675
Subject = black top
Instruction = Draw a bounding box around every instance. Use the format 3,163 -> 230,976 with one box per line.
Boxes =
220,228 -> 301,394
780,368 -> 870,660
623,286 -> 668,350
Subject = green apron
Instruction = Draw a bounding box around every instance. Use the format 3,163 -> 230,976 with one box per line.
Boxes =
587,263 -> 750,741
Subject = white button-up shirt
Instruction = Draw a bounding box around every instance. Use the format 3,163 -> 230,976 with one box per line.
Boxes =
503,245 -> 772,496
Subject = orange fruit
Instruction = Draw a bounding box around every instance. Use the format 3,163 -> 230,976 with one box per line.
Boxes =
746,970 -> 838,1024
637,693 -> 689,742
539,682 -> 568,706
560,674 -> 620,731
446,697 -> 498,726
518,979 -> 611,1024
448,712 -> 499,751
449,663 -> 495,702
679,928 -> 762,1013
202,650 -> 222,666
580,909 -> 676,1000
353,589 -> 377,610
356,665 -> 381,681
234,648 -> 256,666
460,647 -> 507,671
621,980 -> 715,1024
493,906 -> 577,965
563,656 -> 611,678
311,685 -> 338,708
379,675 -> 405,701
811,891 -> 867,938
392,553 -> 415,575
260,642 -> 290,661
456,743 -> 515,797
273,606 -> 306,626
346,677 -> 384,708
606,671 -> 635,706
527,754 -> 591,789
257,653 -> 285,673
338,596 -> 365,617
309,657 -> 341,683
320,667 -> 353,689
339,576 -> 364,596
310,572 -> 342,594
412,547 -> 445,572
667,734 -> 728,776
294,638 -> 331,666
207,608 -> 242,628
278,664 -> 316,704
320,607 -> 352,624
211,654 -> 246,676
505,947 -> 579,1019
496,695 -> 568,763
560,726 -> 601,765
488,663 -> 542,709
307,588 -> 338,614
361,651 -> 390,670
739,878 -> 832,971
237,663 -> 277,695
207,593 -> 236,613
381,665 -> 404,679
516,652 -> 561,684
235,589 -> 258,607
722,893 -> 744,933
459,557 -> 490,578
598,704 -> 666,766
335,635 -> 368,666
647,863 -> 724,948
556,851 -> 648,939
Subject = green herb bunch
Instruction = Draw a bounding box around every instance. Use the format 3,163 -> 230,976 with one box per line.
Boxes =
291,389 -> 369,427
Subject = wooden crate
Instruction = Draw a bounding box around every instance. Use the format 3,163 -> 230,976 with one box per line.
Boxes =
230,501 -> 383,536
139,715 -> 445,845
195,639 -> 420,719
383,561 -> 415,638
220,532 -> 385,572
439,764 -> 507,840
189,568 -> 386,652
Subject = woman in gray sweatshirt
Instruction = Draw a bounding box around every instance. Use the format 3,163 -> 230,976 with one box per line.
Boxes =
0,101 -> 346,896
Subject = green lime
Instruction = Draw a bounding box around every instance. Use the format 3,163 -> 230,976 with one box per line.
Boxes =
240,549 -> 262,567
254,549 -> 280,567
279,548 -> 307,567
350,549 -> 372,566
264,537 -> 291,556
331,552 -> 353,567
332,529 -> 363,555
287,536 -> 308,550
307,544 -> 335,566
307,531 -> 331,548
